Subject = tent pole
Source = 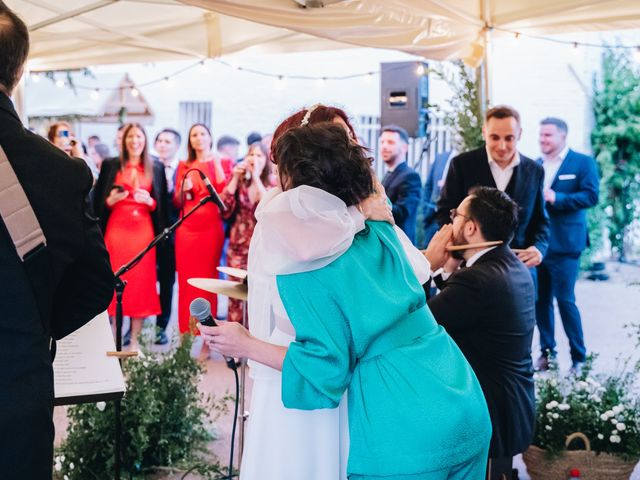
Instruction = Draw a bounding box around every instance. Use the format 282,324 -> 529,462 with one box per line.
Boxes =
479,0 -> 493,112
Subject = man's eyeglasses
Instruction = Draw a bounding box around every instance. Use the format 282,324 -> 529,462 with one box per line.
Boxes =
449,208 -> 470,223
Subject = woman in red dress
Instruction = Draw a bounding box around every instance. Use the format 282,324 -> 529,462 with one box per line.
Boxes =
221,141 -> 274,324
101,124 -> 164,350
174,123 -> 227,340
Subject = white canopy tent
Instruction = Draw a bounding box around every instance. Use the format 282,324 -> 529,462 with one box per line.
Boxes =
7,0 -> 639,72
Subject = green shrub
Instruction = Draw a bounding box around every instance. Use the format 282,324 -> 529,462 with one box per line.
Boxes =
54,335 -> 231,479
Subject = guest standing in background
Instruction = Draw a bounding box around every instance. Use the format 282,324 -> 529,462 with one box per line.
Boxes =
174,123 -> 226,343
535,117 -> 599,374
422,149 -> 456,246
379,125 -> 422,244
153,128 -> 181,345
93,123 -> 168,350
221,141 -> 274,324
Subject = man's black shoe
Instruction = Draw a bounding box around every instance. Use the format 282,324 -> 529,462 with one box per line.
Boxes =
155,331 -> 169,345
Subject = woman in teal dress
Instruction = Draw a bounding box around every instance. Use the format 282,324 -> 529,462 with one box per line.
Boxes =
201,123 -> 492,479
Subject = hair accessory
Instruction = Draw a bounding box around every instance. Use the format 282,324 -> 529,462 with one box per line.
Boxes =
300,104 -> 322,127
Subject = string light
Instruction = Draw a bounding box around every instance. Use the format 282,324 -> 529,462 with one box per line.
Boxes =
315,77 -> 326,88
416,63 -> 425,75
55,79 -> 65,88
363,72 -> 374,83
30,72 -> 41,82
130,87 -> 140,97
90,89 -> 100,100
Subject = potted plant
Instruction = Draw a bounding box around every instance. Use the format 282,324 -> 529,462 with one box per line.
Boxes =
523,357 -> 640,479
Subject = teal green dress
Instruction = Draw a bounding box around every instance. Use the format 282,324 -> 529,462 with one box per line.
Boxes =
278,221 -> 492,479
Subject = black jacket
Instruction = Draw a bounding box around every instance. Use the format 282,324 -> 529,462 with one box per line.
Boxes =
92,157 -> 168,235
428,245 -> 536,457
436,148 -> 550,256
0,92 -> 114,478
382,161 -> 422,243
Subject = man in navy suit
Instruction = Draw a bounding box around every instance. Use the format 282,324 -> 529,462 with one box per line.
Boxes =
436,105 -> 550,269
380,125 -> 422,243
422,149 -> 456,245
535,118 -> 599,374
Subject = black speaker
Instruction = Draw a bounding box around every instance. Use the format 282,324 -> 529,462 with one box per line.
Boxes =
380,61 -> 429,138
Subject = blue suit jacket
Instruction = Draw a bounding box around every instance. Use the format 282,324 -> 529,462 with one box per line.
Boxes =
423,151 -> 451,226
382,161 -> 422,243
539,149 -> 599,255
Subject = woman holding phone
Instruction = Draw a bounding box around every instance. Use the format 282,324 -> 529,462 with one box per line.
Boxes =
93,123 -> 168,349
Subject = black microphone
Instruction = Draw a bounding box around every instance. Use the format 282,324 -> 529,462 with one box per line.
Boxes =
196,170 -> 227,213
189,297 -> 237,370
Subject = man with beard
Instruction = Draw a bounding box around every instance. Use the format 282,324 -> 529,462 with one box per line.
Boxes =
426,187 -> 536,480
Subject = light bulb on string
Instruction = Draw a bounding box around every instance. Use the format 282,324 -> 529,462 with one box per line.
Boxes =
130,88 -> 140,97
416,63 -> 425,76
30,72 -> 41,83
315,77 -> 326,88
363,73 -> 374,83
633,46 -> 640,63
164,76 -> 174,87
90,89 -> 100,100
55,79 -> 65,88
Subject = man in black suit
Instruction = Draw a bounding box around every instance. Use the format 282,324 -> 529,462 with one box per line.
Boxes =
535,118 -> 599,374
428,187 -> 536,480
0,4 -> 114,477
436,105 -> 550,270
153,128 -> 181,345
380,125 -> 422,243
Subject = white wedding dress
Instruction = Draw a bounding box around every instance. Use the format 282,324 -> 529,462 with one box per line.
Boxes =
239,186 -> 430,480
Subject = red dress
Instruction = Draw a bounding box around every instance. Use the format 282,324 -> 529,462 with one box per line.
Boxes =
174,160 -> 226,334
105,164 -> 160,317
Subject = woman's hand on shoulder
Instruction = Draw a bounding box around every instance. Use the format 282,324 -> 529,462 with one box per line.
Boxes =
359,178 -> 394,224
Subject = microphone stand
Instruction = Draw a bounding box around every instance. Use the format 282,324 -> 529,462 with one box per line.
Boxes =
111,189 -> 222,479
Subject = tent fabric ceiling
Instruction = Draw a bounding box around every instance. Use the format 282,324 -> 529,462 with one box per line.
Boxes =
6,0 -> 640,71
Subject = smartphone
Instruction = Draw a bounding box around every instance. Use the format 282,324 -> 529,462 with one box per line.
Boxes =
110,184 -> 125,193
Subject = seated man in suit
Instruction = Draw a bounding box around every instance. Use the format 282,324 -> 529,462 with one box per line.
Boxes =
436,105 -> 550,270
535,117 -> 599,374
379,125 -> 422,243
428,187 -> 536,480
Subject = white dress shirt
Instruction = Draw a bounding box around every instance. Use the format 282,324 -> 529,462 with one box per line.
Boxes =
542,145 -> 569,190
163,157 -> 179,192
487,148 -> 520,192
434,245 -> 498,281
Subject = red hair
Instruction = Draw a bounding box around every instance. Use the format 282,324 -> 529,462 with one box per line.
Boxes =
270,105 -> 356,163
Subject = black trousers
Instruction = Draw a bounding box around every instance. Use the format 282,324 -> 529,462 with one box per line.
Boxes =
156,238 -> 175,331
487,456 -> 513,480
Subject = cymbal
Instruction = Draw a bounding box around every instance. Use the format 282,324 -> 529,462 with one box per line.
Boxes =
217,266 -> 248,281
188,278 -> 248,301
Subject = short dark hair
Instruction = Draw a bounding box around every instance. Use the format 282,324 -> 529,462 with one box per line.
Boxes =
247,131 -> 262,145
540,117 -> 568,134
381,124 -> 409,144
0,4 -> 29,92
216,135 -> 240,150
274,123 -> 374,206
155,128 -> 181,145
466,187 -> 519,243
485,105 -> 520,125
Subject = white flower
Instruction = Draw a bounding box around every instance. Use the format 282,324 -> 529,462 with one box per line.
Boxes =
96,401 -> 106,411
60,456 -> 65,463
64,476 -> 69,480
598,433 -> 604,440
609,435 -> 621,443
54,462 -> 62,472
69,462 -> 74,470
611,418 -> 619,425
558,403 -> 571,411
577,381 -> 589,389
546,401 -> 559,410
545,425 -> 552,431
552,413 -> 560,419
613,405 -> 624,414
600,413 -> 609,421
612,430 -> 618,435
617,423 -> 626,431
549,379 -> 557,387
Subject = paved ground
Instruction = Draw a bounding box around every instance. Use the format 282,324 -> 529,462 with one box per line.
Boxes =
54,262 -> 640,478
